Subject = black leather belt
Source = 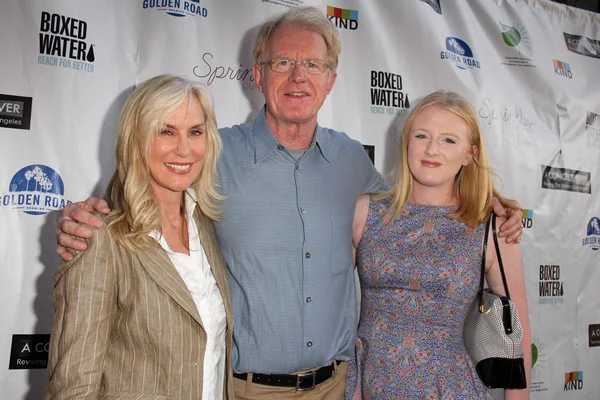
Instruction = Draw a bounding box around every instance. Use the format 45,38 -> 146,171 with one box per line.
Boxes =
233,360 -> 341,391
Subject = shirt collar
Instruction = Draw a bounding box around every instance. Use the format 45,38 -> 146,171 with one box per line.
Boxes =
252,106 -> 331,164
184,188 -> 198,218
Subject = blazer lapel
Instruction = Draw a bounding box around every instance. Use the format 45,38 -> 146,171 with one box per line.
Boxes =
194,208 -> 234,329
135,243 -> 204,328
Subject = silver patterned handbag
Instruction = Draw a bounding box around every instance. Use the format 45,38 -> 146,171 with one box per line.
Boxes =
463,213 -> 527,389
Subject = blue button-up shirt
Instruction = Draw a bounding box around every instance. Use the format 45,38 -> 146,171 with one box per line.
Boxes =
215,108 -> 384,374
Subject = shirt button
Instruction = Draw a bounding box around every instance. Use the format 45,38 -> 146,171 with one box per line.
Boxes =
296,163 -> 300,170
306,297 -> 312,303
305,252 -> 311,258
300,208 -> 306,214
307,341 -> 313,347
277,144 -> 284,150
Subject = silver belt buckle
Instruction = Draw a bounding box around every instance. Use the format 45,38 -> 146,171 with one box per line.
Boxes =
296,371 -> 317,391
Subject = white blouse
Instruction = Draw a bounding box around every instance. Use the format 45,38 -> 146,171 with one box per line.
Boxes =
149,190 -> 226,400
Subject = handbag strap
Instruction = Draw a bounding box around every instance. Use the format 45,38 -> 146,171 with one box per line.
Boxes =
491,213 -> 511,300
477,212 -> 515,334
478,212 -> 512,308
477,214 -> 492,311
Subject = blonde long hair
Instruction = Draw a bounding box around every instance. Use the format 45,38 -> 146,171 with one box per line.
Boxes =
377,91 -> 515,227
104,75 -> 223,250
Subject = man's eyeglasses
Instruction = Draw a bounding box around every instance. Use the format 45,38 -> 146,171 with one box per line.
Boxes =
262,57 -> 330,75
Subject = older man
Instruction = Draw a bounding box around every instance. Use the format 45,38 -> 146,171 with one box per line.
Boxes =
56,7 -> 522,399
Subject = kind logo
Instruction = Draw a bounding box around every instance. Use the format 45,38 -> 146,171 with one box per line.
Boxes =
522,209 -> 533,229
553,59 -> 572,78
564,371 -> 583,391
326,6 -> 358,30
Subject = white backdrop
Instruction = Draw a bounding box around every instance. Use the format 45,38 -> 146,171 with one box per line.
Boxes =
0,0 -> 599,398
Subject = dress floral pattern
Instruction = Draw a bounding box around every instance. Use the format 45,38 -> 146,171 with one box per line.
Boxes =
346,198 -> 492,399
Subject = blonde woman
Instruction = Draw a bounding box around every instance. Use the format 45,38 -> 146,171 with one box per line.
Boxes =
46,75 -> 234,399
347,91 -> 531,399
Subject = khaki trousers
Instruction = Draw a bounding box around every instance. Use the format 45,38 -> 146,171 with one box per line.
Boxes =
233,361 -> 347,400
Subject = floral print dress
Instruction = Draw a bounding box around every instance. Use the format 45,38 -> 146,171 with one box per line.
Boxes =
346,198 -> 492,399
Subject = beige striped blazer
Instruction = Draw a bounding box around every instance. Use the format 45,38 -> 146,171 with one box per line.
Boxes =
45,208 -> 234,399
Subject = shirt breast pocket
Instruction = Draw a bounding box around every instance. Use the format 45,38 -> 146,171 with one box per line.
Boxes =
329,208 -> 354,276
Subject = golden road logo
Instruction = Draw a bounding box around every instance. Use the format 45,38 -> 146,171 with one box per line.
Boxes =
1,165 -> 72,215
142,0 -> 208,17
582,217 -> 600,251
441,37 -> 481,70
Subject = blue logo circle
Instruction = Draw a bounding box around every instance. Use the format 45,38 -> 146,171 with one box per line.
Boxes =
585,217 -> 600,251
5,164 -> 66,215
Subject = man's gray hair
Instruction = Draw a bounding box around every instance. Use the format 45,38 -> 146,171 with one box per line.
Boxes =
253,6 -> 342,72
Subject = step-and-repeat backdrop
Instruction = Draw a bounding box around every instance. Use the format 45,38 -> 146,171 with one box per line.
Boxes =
1,0 -> 599,398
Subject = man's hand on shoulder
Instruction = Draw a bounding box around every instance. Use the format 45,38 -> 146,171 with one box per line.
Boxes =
490,197 -> 522,244
56,197 -> 111,261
